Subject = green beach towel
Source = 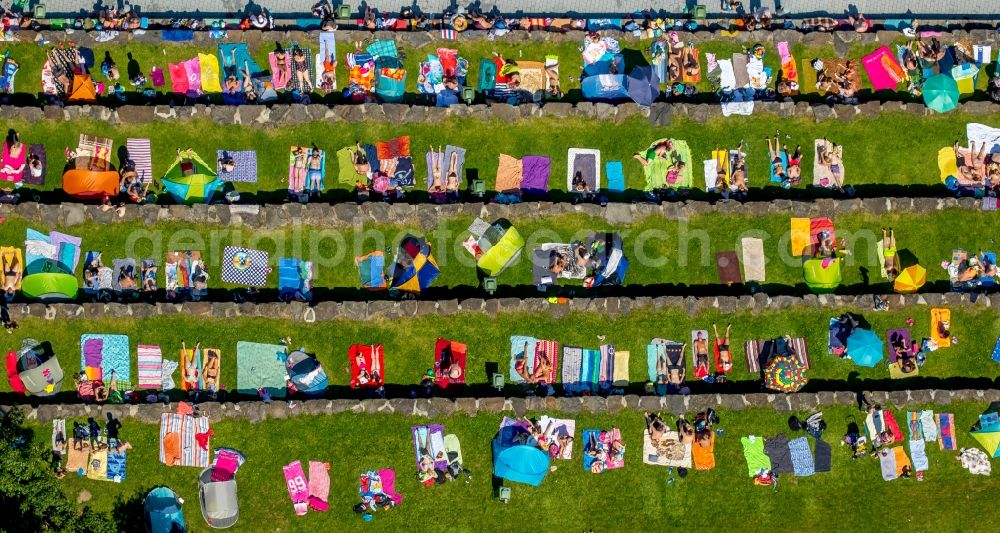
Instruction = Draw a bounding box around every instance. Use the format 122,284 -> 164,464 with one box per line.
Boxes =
236,341 -> 288,399
337,147 -> 360,185
741,435 -> 771,476
671,140 -> 694,188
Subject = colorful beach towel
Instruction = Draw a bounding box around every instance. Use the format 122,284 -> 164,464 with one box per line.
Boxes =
283,460 -> 309,516
269,52 -> 292,90
598,345 -> 615,391
931,308 -> 952,350
744,337 -> 810,373
106,438 -> 127,482
137,345 -> 162,389
582,428 -> 624,472
236,341 -> 287,399
561,346 -> 582,390
862,46 -> 905,91
509,335 -> 536,384
788,437 -> 815,476
216,150 -> 258,183
937,413 -> 957,450
80,334 -> 130,383
308,461 -> 330,512
813,139 -> 845,189
159,413 -> 210,468
539,416 -> 576,460
412,424 -> 448,471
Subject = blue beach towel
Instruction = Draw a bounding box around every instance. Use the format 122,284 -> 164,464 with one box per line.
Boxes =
909,438 -> 928,472
106,438 -> 127,482
992,335 -> 1000,363
510,336 -> 537,384
769,150 -> 789,183
788,437 -> 815,476
605,161 -> 625,192
80,334 -> 131,383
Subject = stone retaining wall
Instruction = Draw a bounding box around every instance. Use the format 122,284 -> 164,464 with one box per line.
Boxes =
10,388 -> 1000,425
7,292 -> 994,324
8,97 -> 1000,129
1,195 -> 984,229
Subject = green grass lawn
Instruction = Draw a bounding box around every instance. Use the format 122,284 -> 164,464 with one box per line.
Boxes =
4,303 -> 997,396
0,209 -> 993,293
33,401 -> 1000,532
2,34 -> 961,103
6,110 -> 996,200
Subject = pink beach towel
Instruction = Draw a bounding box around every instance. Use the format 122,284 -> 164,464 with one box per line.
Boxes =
284,460 -> 309,516
183,58 -> 202,95
862,46 -> 904,91
269,52 -> 292,90
307,461 -> 330,512
377,468 -> 403,505
168,63 -> 189,94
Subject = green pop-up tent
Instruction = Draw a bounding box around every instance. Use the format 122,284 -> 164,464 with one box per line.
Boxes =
162,149 -> 223,204
803,257 -> 842,293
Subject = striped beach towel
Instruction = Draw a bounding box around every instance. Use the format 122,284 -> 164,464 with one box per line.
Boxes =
598,345 -> 615,391
126,138 -> 153,184
744,337 -> 810,373
562,346 -> 583,391
582,347 -> 601,394
536,339 -> 559,384
138,345 -> 162,389
159,413 -> 210,468
440,28 -> 456,40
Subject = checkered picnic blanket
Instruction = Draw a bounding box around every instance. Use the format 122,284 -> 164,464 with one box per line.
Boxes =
216,150 -> 258,183
220,246 -> 270,287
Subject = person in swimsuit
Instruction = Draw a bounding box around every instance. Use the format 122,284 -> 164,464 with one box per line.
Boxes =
273,45 -> 291,88
531,351 -> 552,384
306,145 -> 323,195
693,331 -> 709,373
291,146 -> 307,192
181,341 -> 200,389
292,47 -> 312,92
882,228 -> 899,281
713,323 -> 732,371
766,133 -> 787,182
2,252 -> 20,297
731,143 -> 749,192
429,145 -> 446,193
202,348 -> 221,392
117,264 -> 137,290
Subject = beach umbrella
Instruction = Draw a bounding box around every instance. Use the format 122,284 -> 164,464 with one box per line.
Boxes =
626,66 -> 660,107
923,74 -> 959,113
894,264 -> 927,293
763,354 -> 808,393
846,329 -> 884,367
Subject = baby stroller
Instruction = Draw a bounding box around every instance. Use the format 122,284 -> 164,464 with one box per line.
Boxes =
443,434 -> 471,483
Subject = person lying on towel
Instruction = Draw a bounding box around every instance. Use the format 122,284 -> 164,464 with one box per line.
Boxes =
714,324 -> 733,371
435,345 -> 463,382
355,350 -> 382,387
513,343 -> 552,385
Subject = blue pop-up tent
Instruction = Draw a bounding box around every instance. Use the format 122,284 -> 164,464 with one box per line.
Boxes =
492,425 -> 550,486
144,487 -> 186,533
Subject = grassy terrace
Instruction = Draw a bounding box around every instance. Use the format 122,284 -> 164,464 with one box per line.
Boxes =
0,209 -> 993,295
28,402 -> 1000,531
2,35 -> 983,104
3,111 -> 997,201
3,305 -> 997,397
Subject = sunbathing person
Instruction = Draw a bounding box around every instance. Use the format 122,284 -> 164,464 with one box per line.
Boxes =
882,228 -> 899,281
292,47 -> 312,92
468,9 -> 495,30
2,252 -> 20,297
202,349 -> 221,392
572,171 -> 591,192
818,138 -> 845,191
731,143 -> 749,192
514,341 -> 537,383
682,46 -> 699,79
669,344 -> 686,386
678,415 -> 695,444
713,323 -> 733,371
350,142 -> 371,175
182,341 -> 201,389
766,134 -> 788,182
645,412 -> 668,442
306,145 -> 323,195
273,46 -> 291,88
435,346 -> 463,382
531,351 -> 552,384
714,148 -> 729,191
117,264 -> 137,290
693,331 -> 709,372
290,146 -> 307,192
917,38 -> 946,63
545,62 -> 562,98
428,146 -> 445,193
666,161 -> 685,185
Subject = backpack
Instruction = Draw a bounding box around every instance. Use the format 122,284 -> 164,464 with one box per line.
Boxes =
787,415 -> 802,432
